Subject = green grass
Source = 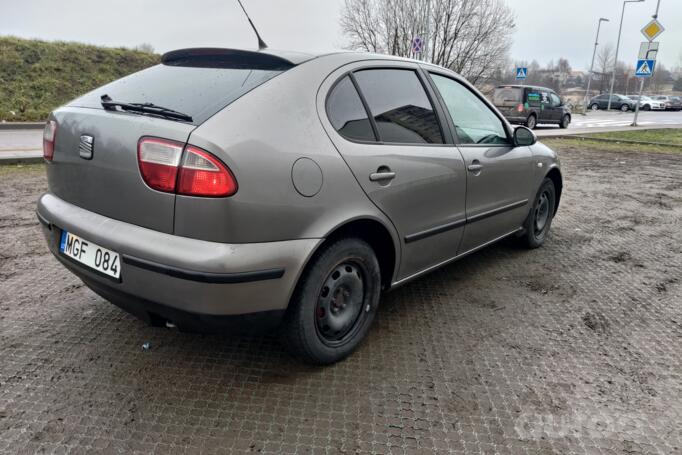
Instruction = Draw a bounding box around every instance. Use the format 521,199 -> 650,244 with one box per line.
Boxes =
0,163 -> 44,174
543,135 -> 682,154
586,128 -> 682,146
0,36 -> 159,122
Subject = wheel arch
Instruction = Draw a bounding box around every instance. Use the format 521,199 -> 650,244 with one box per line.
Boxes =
300,217 -> 399,292
545,167 -> 563,215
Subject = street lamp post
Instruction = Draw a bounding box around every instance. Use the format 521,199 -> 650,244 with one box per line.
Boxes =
584,18 -> 609,112
607,0 -> 644,111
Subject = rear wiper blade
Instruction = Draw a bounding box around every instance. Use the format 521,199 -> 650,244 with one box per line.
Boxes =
100,95 -> 193,122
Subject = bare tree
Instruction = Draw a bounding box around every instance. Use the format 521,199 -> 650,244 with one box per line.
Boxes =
134,43 -> 155,54
340,0 -> 515,85
595,42 -> 615,92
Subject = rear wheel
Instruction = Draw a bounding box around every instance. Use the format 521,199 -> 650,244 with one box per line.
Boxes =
560,114 -> 570,129
519,178 -> 556,249
590,103 -> 599,111
282,238 -> 381,365
526,114 -> 537,130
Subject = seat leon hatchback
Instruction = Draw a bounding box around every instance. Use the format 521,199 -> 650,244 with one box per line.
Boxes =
38,48 -> 562,365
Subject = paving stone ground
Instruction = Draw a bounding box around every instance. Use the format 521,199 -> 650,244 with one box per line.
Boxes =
0,144 -> 681,454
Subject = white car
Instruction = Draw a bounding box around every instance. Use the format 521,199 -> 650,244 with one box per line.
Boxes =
630,96 -> 665,111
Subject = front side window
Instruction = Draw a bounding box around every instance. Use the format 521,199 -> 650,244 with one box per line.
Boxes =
430,73 -> 508,145
326,76 -> 376,142
550,93 -> 561,107
353,69 -> 444,144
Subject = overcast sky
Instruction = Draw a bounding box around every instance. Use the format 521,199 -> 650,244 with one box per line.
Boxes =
2,0 -> 680,71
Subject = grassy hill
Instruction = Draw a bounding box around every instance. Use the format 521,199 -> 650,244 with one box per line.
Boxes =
0,36 -> 159,122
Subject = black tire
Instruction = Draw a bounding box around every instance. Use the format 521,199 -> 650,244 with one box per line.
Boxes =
526,114 -> 537,130
590,103 -> 599,111
620,104 -> 630,112
519,178 -> 556,249
642,104 -> 651,111
281,238 -> 381,365
560,114 -> 570,129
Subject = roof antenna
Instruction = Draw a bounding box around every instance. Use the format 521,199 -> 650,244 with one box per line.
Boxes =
236,0 -> 268,50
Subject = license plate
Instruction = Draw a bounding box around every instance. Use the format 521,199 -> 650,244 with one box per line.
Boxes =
59,231 -> 121,279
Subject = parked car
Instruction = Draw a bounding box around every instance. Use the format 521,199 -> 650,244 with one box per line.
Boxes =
492,85 -> 571,129
652,95 -> 682,111
588,94 -> 635,111
628,95 -> 665,111
37,48 -> 562,364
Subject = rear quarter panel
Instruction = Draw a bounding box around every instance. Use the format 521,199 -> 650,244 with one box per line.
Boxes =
175,55 -> 400,251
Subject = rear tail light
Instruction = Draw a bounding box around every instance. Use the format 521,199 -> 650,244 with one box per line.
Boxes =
43,120 -> 57,161
177,146 -> 238,197
138,137 -> 184,192
137,137 -> 237,197
516,103 -> 524,113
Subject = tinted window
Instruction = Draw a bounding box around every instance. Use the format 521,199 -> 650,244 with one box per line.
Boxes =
493,87 -> 523,106
430,74 -> 508,145
70,64 -> 284,125
326,76 -> 376,142
549,93 -> 561,107
527,90 -> 542,107
354,69 -> 443,144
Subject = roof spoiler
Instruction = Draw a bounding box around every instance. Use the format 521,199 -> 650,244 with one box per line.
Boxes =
161,48 -> 296,71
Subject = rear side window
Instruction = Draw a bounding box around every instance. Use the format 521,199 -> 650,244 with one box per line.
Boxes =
353,69 -> 444,144
326,76 -> 376,142
527,91 -> 542,107
69,64 -> 284,125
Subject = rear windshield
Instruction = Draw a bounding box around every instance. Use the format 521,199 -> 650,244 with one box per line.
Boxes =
69,64 -> 284,125
493,87 -> 523,106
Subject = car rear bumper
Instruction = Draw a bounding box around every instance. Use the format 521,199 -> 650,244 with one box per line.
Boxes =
37,193 -> 321,330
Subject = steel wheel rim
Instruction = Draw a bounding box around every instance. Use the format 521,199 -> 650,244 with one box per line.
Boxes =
534,191 -> 550,235
315,260 -> 366,345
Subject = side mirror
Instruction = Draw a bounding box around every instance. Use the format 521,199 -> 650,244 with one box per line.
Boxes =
514,126 -> 537,147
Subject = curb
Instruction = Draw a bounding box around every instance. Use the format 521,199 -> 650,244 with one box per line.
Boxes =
0,122 -> 45,131
545,135 -> 682,149
0,151 -> 43,165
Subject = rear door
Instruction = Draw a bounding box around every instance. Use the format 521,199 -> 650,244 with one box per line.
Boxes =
322,63 -> 467,280
427,71 -> 534,253
547,92 -> 564,123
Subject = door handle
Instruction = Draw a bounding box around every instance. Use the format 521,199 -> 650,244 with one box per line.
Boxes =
467,162 -> 483,173
369,167 -> 396,182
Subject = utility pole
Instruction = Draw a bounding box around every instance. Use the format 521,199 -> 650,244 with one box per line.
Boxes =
584,18 -> 609,113
422,0 -> 432,62
632,0 -> 663,126
607,0 -> 644,111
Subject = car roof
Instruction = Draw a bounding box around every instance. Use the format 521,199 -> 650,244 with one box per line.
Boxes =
495,84 -> 555,92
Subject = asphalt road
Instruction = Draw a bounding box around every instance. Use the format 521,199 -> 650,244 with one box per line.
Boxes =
1,143 -> 681,454
2,110 -> 681,158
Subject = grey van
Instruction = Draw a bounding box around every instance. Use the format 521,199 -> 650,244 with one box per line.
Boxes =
37,48 -> 562,364
493,85 -> 571,129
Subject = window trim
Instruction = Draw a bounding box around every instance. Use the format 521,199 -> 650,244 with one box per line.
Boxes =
425,70 -> 513,147
324,64 -> 452,147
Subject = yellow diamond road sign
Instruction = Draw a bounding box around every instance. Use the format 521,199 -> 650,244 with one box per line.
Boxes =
641,19 -> 664,42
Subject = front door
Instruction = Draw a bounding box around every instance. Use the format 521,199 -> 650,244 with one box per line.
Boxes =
322,65 -> 467,280
427,72 -> 535,253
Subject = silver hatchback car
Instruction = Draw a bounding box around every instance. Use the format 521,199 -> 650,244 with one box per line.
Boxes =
37,48 -> 562,364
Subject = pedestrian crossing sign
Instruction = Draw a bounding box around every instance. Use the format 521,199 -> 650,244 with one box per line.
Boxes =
635,59 -> 655,78
516,67 -> 527,79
